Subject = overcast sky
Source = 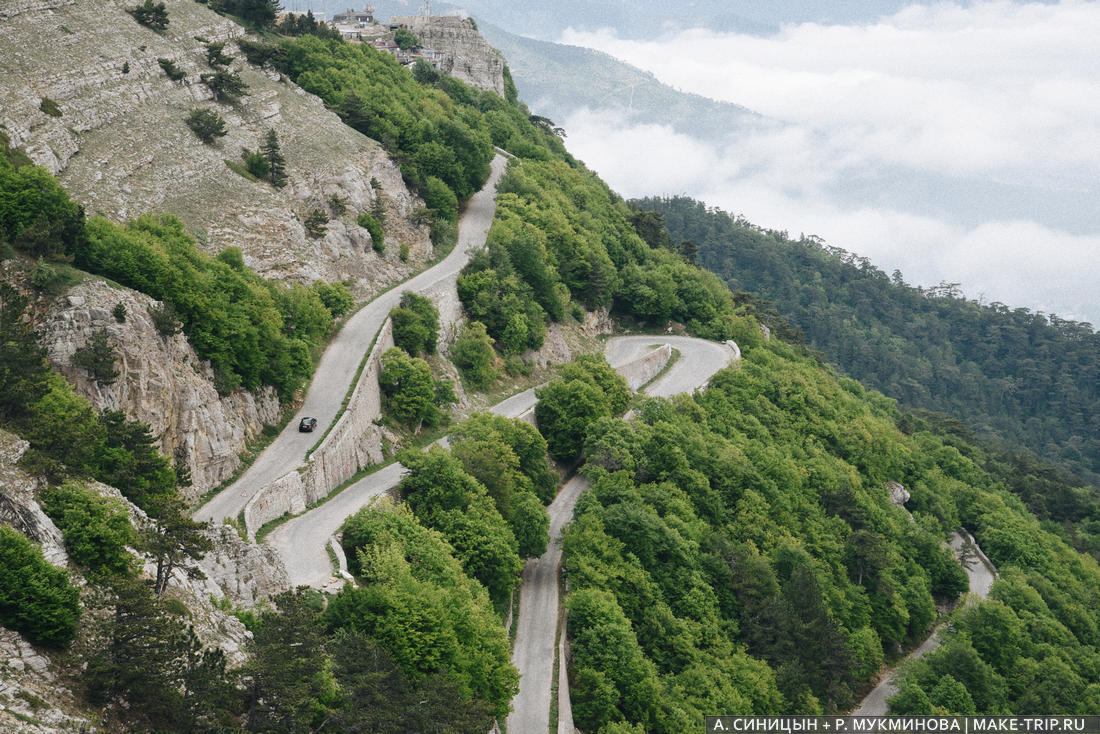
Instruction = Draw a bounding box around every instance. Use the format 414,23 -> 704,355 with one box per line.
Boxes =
557,1 -> 1100,325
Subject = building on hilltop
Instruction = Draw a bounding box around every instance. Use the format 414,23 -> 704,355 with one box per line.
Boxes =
333,6 -> 374,25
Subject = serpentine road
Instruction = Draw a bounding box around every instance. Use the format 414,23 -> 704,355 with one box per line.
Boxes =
194,154 -> 508,526
852,529 -> 997,715
266,335 -> 740,590
507,335 -> 740,734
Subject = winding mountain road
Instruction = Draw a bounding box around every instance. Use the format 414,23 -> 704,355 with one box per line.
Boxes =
852,528 -> 997,715
194,154 -> 509,526
507,335 -> 740,734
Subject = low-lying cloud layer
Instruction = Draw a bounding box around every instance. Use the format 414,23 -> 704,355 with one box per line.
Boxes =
558,1 -> 1100,324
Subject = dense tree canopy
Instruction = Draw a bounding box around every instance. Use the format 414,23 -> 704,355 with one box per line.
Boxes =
642,195 -> 1100,492
561,337 -> 1100,727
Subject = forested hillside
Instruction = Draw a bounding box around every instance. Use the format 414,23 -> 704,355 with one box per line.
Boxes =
562,339 -> 1100,728
638,196 -> 1100,504
5,2 -> 1100,730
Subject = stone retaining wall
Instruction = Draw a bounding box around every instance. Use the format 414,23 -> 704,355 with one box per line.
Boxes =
243,320 -> 395,536
616,343 -> 673,391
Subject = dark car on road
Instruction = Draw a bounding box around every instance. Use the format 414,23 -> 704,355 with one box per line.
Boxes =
298,417 -> 318,432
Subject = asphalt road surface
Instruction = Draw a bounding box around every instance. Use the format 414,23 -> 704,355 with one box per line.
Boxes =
194,154 -> 508,526
852,529 -> 997,715
506,335 -> 739,734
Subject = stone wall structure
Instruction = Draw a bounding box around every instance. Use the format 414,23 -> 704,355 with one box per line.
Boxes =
243,320 -> 395,536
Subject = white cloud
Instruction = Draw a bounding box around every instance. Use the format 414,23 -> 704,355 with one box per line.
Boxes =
561,107 -> 1100,324
555,1 -> 1100,324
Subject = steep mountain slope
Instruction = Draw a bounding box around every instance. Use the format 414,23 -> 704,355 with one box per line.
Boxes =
0,0 -> 431,289
3,3 -> 1100,731
645,196 -> 1100,495
477,20 -> 762,141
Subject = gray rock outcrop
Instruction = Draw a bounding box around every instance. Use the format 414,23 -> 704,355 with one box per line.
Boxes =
392,15 -> 506,96
887,480 -> 911,507
0,0 -> 432,292
0,431 -> 68,569
200,524 -> 290,607
39,281 -> 281,504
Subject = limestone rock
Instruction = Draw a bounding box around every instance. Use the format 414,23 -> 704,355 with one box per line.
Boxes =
0,430 -> 68,569
887,481 -> 911,507
0,629 -> 95,734
391,15 -> 506,96
200,524 -> 291,608
40,281 -> 281,504
0,0 -> 432,290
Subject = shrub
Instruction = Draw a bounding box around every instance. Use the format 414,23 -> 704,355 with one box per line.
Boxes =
0,526 -> 81,647
71,327 -> 120,386
112,302 -> 127,323
450,320 -> 497,390
200,69 -> 247,102
356,212 -> 384,253
185,108 -> 227,145
40,482 -> 137,577
204,41 -> 233,67
148,301 -> 181,336
157,58 -> 186,81
393,28 -> 418,50
399,242 -> 410,262
378,348 -> 452,432
312,280 -> 354,318
128,0 -> 169,31
29,257 -> 69,292
390,292 -> 438,356
242,150 -> 269,179
327,194 -> 348,217
39,97 -> 62,118
303,208 -> 328,239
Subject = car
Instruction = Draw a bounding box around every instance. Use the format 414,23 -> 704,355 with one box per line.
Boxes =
298,417 -> 318,432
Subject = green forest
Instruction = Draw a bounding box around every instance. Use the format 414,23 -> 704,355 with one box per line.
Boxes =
561,339 -> 1100,729
4,3 -> 1100,730
638,196 -> 1100,490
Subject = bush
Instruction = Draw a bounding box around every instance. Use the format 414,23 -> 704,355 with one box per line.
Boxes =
157,58 -> 186,81
312,280 -> 354,318
39,97 -> 62,118
393,28 -> 418,50
71,327 -> 120,386
303,208 -> 328,239
0,526 -> 81,647
378,348 -> 452,432
450,320 -> 497,390
200,69 -> 247,102
356,212 -> 384,253
148,301 -> 181,336
399,242 -> 410,262
112,303 -> 127,323
242,150 -> 269,179
185,108 -> 227,144
128,0 -> 169,31
29,257 -> 71,293
390,292 -> 438,357
40,482 -> 137,577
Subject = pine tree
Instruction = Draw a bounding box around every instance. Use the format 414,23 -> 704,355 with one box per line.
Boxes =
261,129 -> 287,188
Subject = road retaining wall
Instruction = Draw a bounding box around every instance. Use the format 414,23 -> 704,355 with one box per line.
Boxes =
243,320 -> 395,537
616,343 -> 673,391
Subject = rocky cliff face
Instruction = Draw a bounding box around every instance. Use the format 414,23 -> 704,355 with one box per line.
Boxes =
0,431 -> 68,569
38,280 -> 281,504
392,15 -> 506,96
0,0 -> 432,294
